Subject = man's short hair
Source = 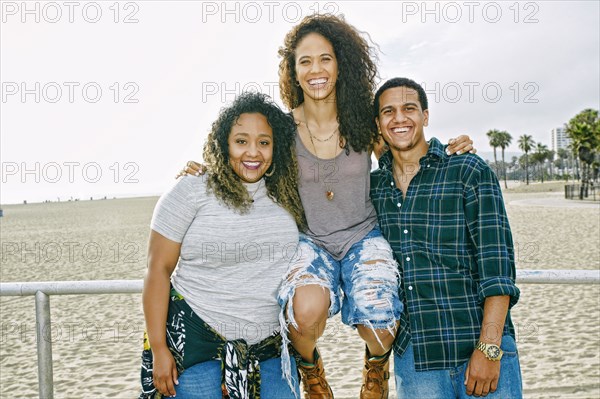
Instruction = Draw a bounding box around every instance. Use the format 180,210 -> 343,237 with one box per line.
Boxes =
373,77 -> 429,118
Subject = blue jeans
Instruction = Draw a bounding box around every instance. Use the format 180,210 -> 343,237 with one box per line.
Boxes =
167,356 -> 300,399
394,335 -> 523,399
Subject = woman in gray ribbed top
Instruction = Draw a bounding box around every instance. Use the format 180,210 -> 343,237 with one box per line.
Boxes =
142,93 -> 306,399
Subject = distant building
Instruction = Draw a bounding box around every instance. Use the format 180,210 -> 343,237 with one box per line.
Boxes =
551,127 -> 571,152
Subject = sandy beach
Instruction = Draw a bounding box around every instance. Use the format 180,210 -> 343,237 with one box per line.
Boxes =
1,186 -> 599,398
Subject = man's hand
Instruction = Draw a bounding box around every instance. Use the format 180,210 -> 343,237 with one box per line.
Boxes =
447,135 -> 476,155
175,160 -> 206,179
152,346 -> 179,397
464,349 -> 501,397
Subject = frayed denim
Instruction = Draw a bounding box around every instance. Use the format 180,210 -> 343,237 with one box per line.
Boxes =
278,225 -> 402,387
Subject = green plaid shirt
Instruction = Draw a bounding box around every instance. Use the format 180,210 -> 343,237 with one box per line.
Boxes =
370,137 -> 520,371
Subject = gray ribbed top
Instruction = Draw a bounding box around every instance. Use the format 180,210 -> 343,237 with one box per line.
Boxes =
151,176 -> 299,344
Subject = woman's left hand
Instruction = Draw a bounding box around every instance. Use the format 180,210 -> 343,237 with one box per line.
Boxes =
447,135 -> 476,155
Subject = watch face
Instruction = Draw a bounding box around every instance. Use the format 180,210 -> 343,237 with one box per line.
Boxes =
487,346 -> 500,359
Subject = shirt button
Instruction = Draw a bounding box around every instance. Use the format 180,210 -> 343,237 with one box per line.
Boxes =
403,229 -> 408,234
397,203 -> 402,208
405,256 -> 411,262
408,285 -> 413,290
427,164 -> 431,168
391,182 -> 394,186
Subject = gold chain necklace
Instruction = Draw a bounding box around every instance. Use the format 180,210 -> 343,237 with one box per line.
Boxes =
303,106 -> 338,201
309,128 -> 338,142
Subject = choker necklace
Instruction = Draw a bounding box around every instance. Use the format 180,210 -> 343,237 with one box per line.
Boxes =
248,179 -> 263,203
303,106 -> 338,201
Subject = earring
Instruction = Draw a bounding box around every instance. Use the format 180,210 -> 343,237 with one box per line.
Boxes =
295,81 -> 300,87
265,164 -> 276,177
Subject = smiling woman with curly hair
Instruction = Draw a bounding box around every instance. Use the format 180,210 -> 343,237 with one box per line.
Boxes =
141,92 -> 304,399
278,14 -> 379,153
272,15 -> 406,399
203,92 -> 306,229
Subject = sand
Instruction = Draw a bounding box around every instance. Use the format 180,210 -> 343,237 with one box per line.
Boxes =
1,188 -> 599,398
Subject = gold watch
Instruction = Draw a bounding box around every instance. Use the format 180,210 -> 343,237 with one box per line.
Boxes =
476,341 -> 503,361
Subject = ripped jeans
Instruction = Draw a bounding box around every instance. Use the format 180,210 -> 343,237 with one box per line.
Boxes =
277,225 -> 403,380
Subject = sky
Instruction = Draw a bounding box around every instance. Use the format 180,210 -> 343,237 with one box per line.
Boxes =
1,0 -> 599,204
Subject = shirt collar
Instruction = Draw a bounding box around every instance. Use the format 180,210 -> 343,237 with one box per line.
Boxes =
426,137 -> 447,162
378,149 -> 394,171
377,137 -> 447,171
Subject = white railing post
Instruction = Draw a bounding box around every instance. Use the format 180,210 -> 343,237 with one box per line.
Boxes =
35,291 -> 54,399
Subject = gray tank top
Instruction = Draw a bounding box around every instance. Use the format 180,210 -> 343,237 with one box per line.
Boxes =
295,132 -> 378,260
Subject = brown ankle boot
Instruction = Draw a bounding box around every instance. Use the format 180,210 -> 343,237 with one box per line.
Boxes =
297,349 -> 334,399
360,347 -> 391,399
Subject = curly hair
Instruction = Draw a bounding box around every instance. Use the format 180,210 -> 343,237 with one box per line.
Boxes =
203,92 -> 307,230
278,14 -> 379,153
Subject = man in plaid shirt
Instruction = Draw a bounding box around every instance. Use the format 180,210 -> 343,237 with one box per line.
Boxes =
370,77 -> 522,398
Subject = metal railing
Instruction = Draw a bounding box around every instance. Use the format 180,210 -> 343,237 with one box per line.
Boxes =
1,269 -> 599,399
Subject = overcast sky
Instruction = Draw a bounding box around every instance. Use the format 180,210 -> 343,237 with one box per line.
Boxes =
1,0 -> 599,204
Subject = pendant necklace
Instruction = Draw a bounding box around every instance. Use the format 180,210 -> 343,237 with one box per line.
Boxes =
303,106 -> 338,201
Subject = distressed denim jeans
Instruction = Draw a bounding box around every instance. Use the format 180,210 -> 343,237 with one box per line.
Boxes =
277,225 -> 403,381
279,225 -> 402,331
395,335 -> 523,399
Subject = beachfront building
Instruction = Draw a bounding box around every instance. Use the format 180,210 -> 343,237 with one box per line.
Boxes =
551,126 -> 576,178
551,126 -> 571,152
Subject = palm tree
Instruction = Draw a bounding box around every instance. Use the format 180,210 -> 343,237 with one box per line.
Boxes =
568,142 -> 581,180
547,150 -> 555,180
533,143 -> 549,183
566,109 -> 600,198
496,131 -> 513,188
518,135 -> 535,185
486,129 -> 501,177
511,156 -> 519,176
556,148 -> 569,179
